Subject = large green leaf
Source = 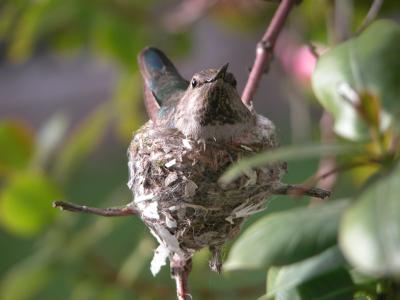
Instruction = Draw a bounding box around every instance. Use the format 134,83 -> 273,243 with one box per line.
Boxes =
262,269 -> 354,300
7,2 -> 49,62
340,162 -> 400,277
287,268 -> 354,300
0,121 -> 34,174
0,172 -> 61,237
224,200 -> 349,271
92,9 -> 143,71
220,143 -> 361,184
264,247 -> 350,299
312,20 -> 400,141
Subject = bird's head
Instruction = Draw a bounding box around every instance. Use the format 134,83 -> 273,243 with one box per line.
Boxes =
175,64 -> 254,140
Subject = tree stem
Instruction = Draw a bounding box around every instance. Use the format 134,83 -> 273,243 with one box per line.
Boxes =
52,201 -> 139,217
272,184 -> 331,199
242,0 -> 297,105
356,0 -> 383,34
172,259 -> 192,300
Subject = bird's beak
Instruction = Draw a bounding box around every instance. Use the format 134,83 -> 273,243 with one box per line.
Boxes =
210,63 -> 229,82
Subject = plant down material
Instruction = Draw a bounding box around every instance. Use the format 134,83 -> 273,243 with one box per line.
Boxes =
128,113 -> 285,275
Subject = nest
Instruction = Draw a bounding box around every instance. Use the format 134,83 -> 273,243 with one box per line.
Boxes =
127,115 -> 285,275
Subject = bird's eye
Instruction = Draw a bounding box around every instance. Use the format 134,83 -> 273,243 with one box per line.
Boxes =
224,73 -> 237,88
191,78 -> 197,88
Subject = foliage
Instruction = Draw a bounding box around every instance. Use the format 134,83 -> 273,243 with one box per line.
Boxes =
225,19 -> 400,300
0,0 -> 400,300
312,20 -> 400,141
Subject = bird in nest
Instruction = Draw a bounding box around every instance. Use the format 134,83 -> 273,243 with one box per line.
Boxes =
53,47 -> 330,299
129,47 -> 286,277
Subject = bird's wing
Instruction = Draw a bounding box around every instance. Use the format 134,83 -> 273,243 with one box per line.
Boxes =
138,47 -> 188,121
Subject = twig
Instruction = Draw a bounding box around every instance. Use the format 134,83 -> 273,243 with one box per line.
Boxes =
311,0 -> 354,198
316,159 -> 379,181
175,272 -> 190,300
272,184 -> 331,199
299,157 -> 381,195
332,0 -> 353,42
313,113 -> 337,196
242,0 -> 297,105
171,259 -> 192,300
53,201 -> 139,217
307,42 -> 320,59
356,0 -> 384,34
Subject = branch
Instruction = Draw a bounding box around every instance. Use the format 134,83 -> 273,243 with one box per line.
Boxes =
171,259 -> 192,300
242,0 -> 297,105
313,112 -> 337,196
272,184 -> 331,199
356,0 -> 384,34
175,272 -> 190,300
307,42 -> 320,59
53,201 -> 139,217
316,160 -> 378,182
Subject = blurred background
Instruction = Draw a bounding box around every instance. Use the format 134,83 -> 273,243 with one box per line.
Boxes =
0,1 -> 399,299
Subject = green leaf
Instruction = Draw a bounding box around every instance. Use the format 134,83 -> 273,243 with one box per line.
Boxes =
92,11 -> 143,70
265,247 -> 347,298
312,20 -> 400,141
261,248 -> 354,300
0,172 -> 61,237
224,200 -> 349,271
0,4 -> 18,40
266,266 -> 280,294
358,91 -> 381,131
8,2 -> 48,62
294,268 -> 354,300
220,143 -> 361,184
53,102 -> 111,180
0,120 -> 34,174
340,162 -> 400,277
259,289 -> 301,300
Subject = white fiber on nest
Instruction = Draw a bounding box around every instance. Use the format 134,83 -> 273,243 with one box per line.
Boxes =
128,114 -> 286,274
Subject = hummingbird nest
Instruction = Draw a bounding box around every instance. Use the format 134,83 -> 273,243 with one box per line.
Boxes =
127,114 -> 285,275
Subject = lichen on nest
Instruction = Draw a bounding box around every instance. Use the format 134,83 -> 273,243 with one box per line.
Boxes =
127,115 -> 286,275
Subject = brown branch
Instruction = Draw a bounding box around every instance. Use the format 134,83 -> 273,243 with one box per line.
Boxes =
312,0 -> 356,197
272,184 -> 331,199
313,113 -> 337,195
307,42 -> 320,59
53,201 -> 139,217
242,0 -> 297,105
298,157 -> 381,197
316,159 -> 380,182
171,259 -> 192,300
175,272 -> 190,300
